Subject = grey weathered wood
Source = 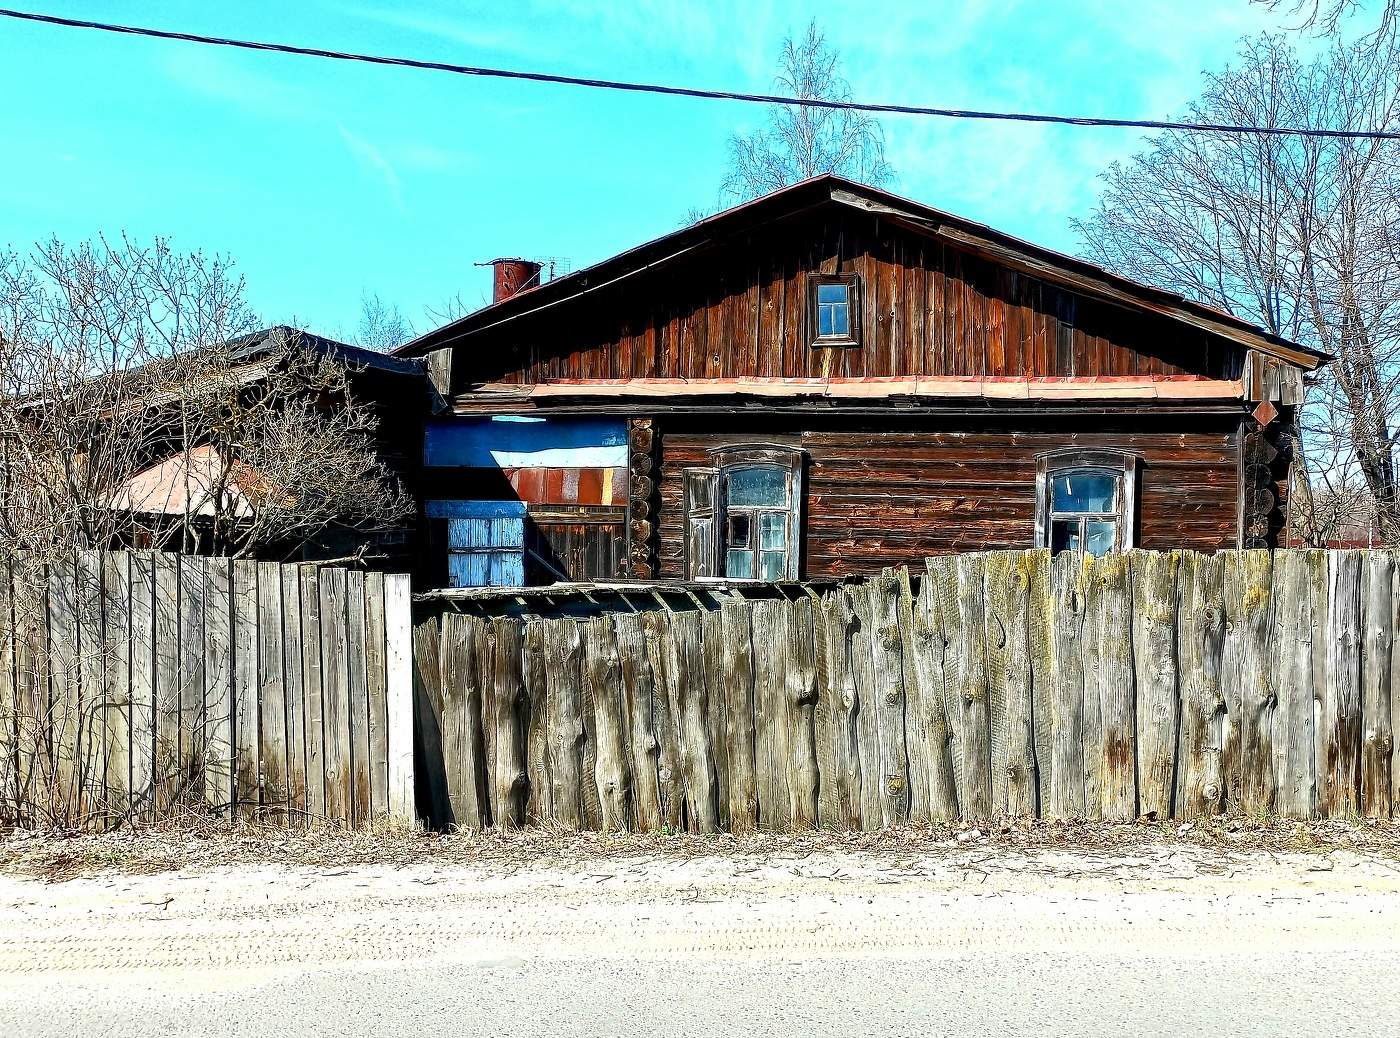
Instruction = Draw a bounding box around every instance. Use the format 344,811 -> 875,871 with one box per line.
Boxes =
490,617 -> 527,828
0,559 -> 14,823
317,567 -> 352,824
1026,549 -> 1055,815
280,565 -> 306,821
613,613 -> 660,831
11,553 -> 49,823
846,583 -> 883,828
1318,549 -> 1362,817
815,587 -> 863,828
663,610 -> 718,832
344,571 -> 372,827
177,555 -> 205,811
782,596 -> 820,830
150,553 -> 181,816
750,599 -> 791,831
984,552 -> 1037,817
76,551 -> 104,825
230,559 -> 259,817
1130,550 -> 1179,819
1089,553 -> 1135,819
411,615 -> 451,827
1361,551 -> 1394,818
542,618 -> 585,828
574,616 -> 603,831
201,557 -> 231,816
297,566 -> 325,821
867,573 -> 908,826
383,573 -> 415,825
719,599 -> 758,831
364,571 -> 389,820
521,619 -> 554,825
1272,550 -> 1317,818
1049,550 -> 1086,818
1390,549 -> 1400,818
1223,550 -> 1274,816
1176,552 -> 1226,819
700,608 -> 731,829
583,615 -> 630,830
642,611 -> 683,831
130,551 -> 158,821
256,560 -> 287,819
953,553 -> 991,818
1078,553 -> 1107,816
438,610 -> 487,829
48,552 -> 79,819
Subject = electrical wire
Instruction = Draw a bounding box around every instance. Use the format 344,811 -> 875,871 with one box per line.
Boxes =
4,6 -> 1400,141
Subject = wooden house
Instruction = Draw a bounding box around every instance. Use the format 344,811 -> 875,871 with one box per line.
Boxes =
396,176 -> 1326,588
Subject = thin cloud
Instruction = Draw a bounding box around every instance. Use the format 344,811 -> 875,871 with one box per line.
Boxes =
337,125 -> 406,212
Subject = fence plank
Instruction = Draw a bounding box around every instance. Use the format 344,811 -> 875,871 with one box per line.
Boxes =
364,571 -> 389,821
847,583 -> 883,829
719,600 -> 758,832
344,571 -> 372,827
701,608 -> 731,830
643,611 -> 683,831
100,553 -> 133,824
613,613 -> 659,831
583,615 -> 630,830
11,555 -> 48,825
72,552 -> 103,826
542,617 -> 585,829
412,615 -> 451,827
783,597 -> 820,830
1361,552 -> 1394,818
1222,550 -> 1274,815
1027,549 -> 1055,816
867,574 -> 908,826
383,573 -> 415,826
1176,552 -> 1226,818
177,555 -> 205,811
256,561 -> 287,821
149,552 -> 179,818
1390,549 -> 1400,818
476,619 -> 497,824
953,553 -> 991,818
665,610 -> 718,833
280,565 -> 306,822
317,567 -> 352,825
1319,550 -> 1362,818
490,617 -> 527,828
48,552 -> 79,821
439,610 -> 487,829
917,560 -> 962,820
1049,550 -> 1086,818
575,616 -> 603,831
985,551 -> 1037,817
1089,553 -> 1135,820
1272,550 -> 1317,818
0,560 -> 14,822
298,567 -> 325,821
230,559 -> 259,817
202,558 -> 232,817
816,588 -> 862,828
522,619 -> 554,826
1131,550 -> 1179,819
750,599 -> 791,831
130,551 -> 157,821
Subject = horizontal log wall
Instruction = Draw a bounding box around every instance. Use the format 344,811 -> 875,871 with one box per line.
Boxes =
0,550 -> 415,830
415,549 -> 1399,829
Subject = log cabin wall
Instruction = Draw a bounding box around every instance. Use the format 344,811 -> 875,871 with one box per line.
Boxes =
453,209 -> 1240,389
654,414 -> 1270,579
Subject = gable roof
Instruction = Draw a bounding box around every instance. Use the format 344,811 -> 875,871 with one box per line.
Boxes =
396,174 -> 1328,371
232,325 -> 424,377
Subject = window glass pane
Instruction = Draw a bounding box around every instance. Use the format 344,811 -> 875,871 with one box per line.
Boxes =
1052,469 -> 1118,513
726,549 -> 754,578
726,465 -> 787,507
727,512 -> 751,548
830,303 -> 849,335
1051,519 -> 1080,555
818,306 -> 834,336
1084,520 -> 1117,557
759,550 -> 786,581
817,283 -> 848,304
759,512 -> 786,549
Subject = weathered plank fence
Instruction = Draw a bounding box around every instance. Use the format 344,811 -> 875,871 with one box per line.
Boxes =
0,550 -> 414,829
414,549 -> 1400,829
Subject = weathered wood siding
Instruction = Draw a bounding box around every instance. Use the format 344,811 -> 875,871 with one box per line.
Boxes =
0,550 -> 415,830
416,548 -> 1400,830
456,211 -> 1240,387
657,416 -> 1245,578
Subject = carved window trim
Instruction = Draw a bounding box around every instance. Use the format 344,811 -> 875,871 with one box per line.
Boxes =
1034,449 -> 1139,555
806,273 -> 861,349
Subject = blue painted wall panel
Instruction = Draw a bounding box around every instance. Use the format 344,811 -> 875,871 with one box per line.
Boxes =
425,416 -> 627,468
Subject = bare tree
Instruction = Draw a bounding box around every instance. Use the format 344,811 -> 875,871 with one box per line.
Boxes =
721,21 -> 895,204
353,291 -> 414,351
1255,0 -> 1396,37
1075,32 -> 1400,545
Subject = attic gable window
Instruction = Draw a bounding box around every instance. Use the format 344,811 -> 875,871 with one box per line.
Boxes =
1034,450 -> 1139,557
808,274 -> 860,348
683,445 -> 804,581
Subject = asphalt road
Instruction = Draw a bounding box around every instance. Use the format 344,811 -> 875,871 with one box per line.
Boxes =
1,844 -> 1395,1037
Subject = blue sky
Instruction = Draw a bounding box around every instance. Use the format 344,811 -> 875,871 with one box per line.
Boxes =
0,1 -> 1319,340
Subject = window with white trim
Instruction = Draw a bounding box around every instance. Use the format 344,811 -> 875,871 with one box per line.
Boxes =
683,446 -> 803,580
1035,450 -> 1138,556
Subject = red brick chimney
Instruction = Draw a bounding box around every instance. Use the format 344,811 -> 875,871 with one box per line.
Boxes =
489,258 -> 543,303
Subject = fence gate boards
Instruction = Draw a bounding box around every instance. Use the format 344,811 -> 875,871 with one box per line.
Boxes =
0,550 -> 414,830
413,549 -> 1400,830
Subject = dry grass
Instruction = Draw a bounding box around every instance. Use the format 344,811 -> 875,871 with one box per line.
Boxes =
6,813 -> 1400,883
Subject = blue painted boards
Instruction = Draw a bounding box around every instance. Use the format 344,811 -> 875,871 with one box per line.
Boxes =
429,500 -> 525,588
425,416 -> 627,468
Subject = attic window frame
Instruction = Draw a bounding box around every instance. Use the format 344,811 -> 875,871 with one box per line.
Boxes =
806,273 -> 861,349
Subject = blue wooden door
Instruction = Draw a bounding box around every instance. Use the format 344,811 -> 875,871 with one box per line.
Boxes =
428,501 -> 526,587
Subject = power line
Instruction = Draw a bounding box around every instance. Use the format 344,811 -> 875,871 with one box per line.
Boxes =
5,6 -> 1400,141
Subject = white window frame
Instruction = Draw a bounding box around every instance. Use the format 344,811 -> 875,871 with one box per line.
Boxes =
683,444 -> 804,581
1034,449 -> 1139,555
